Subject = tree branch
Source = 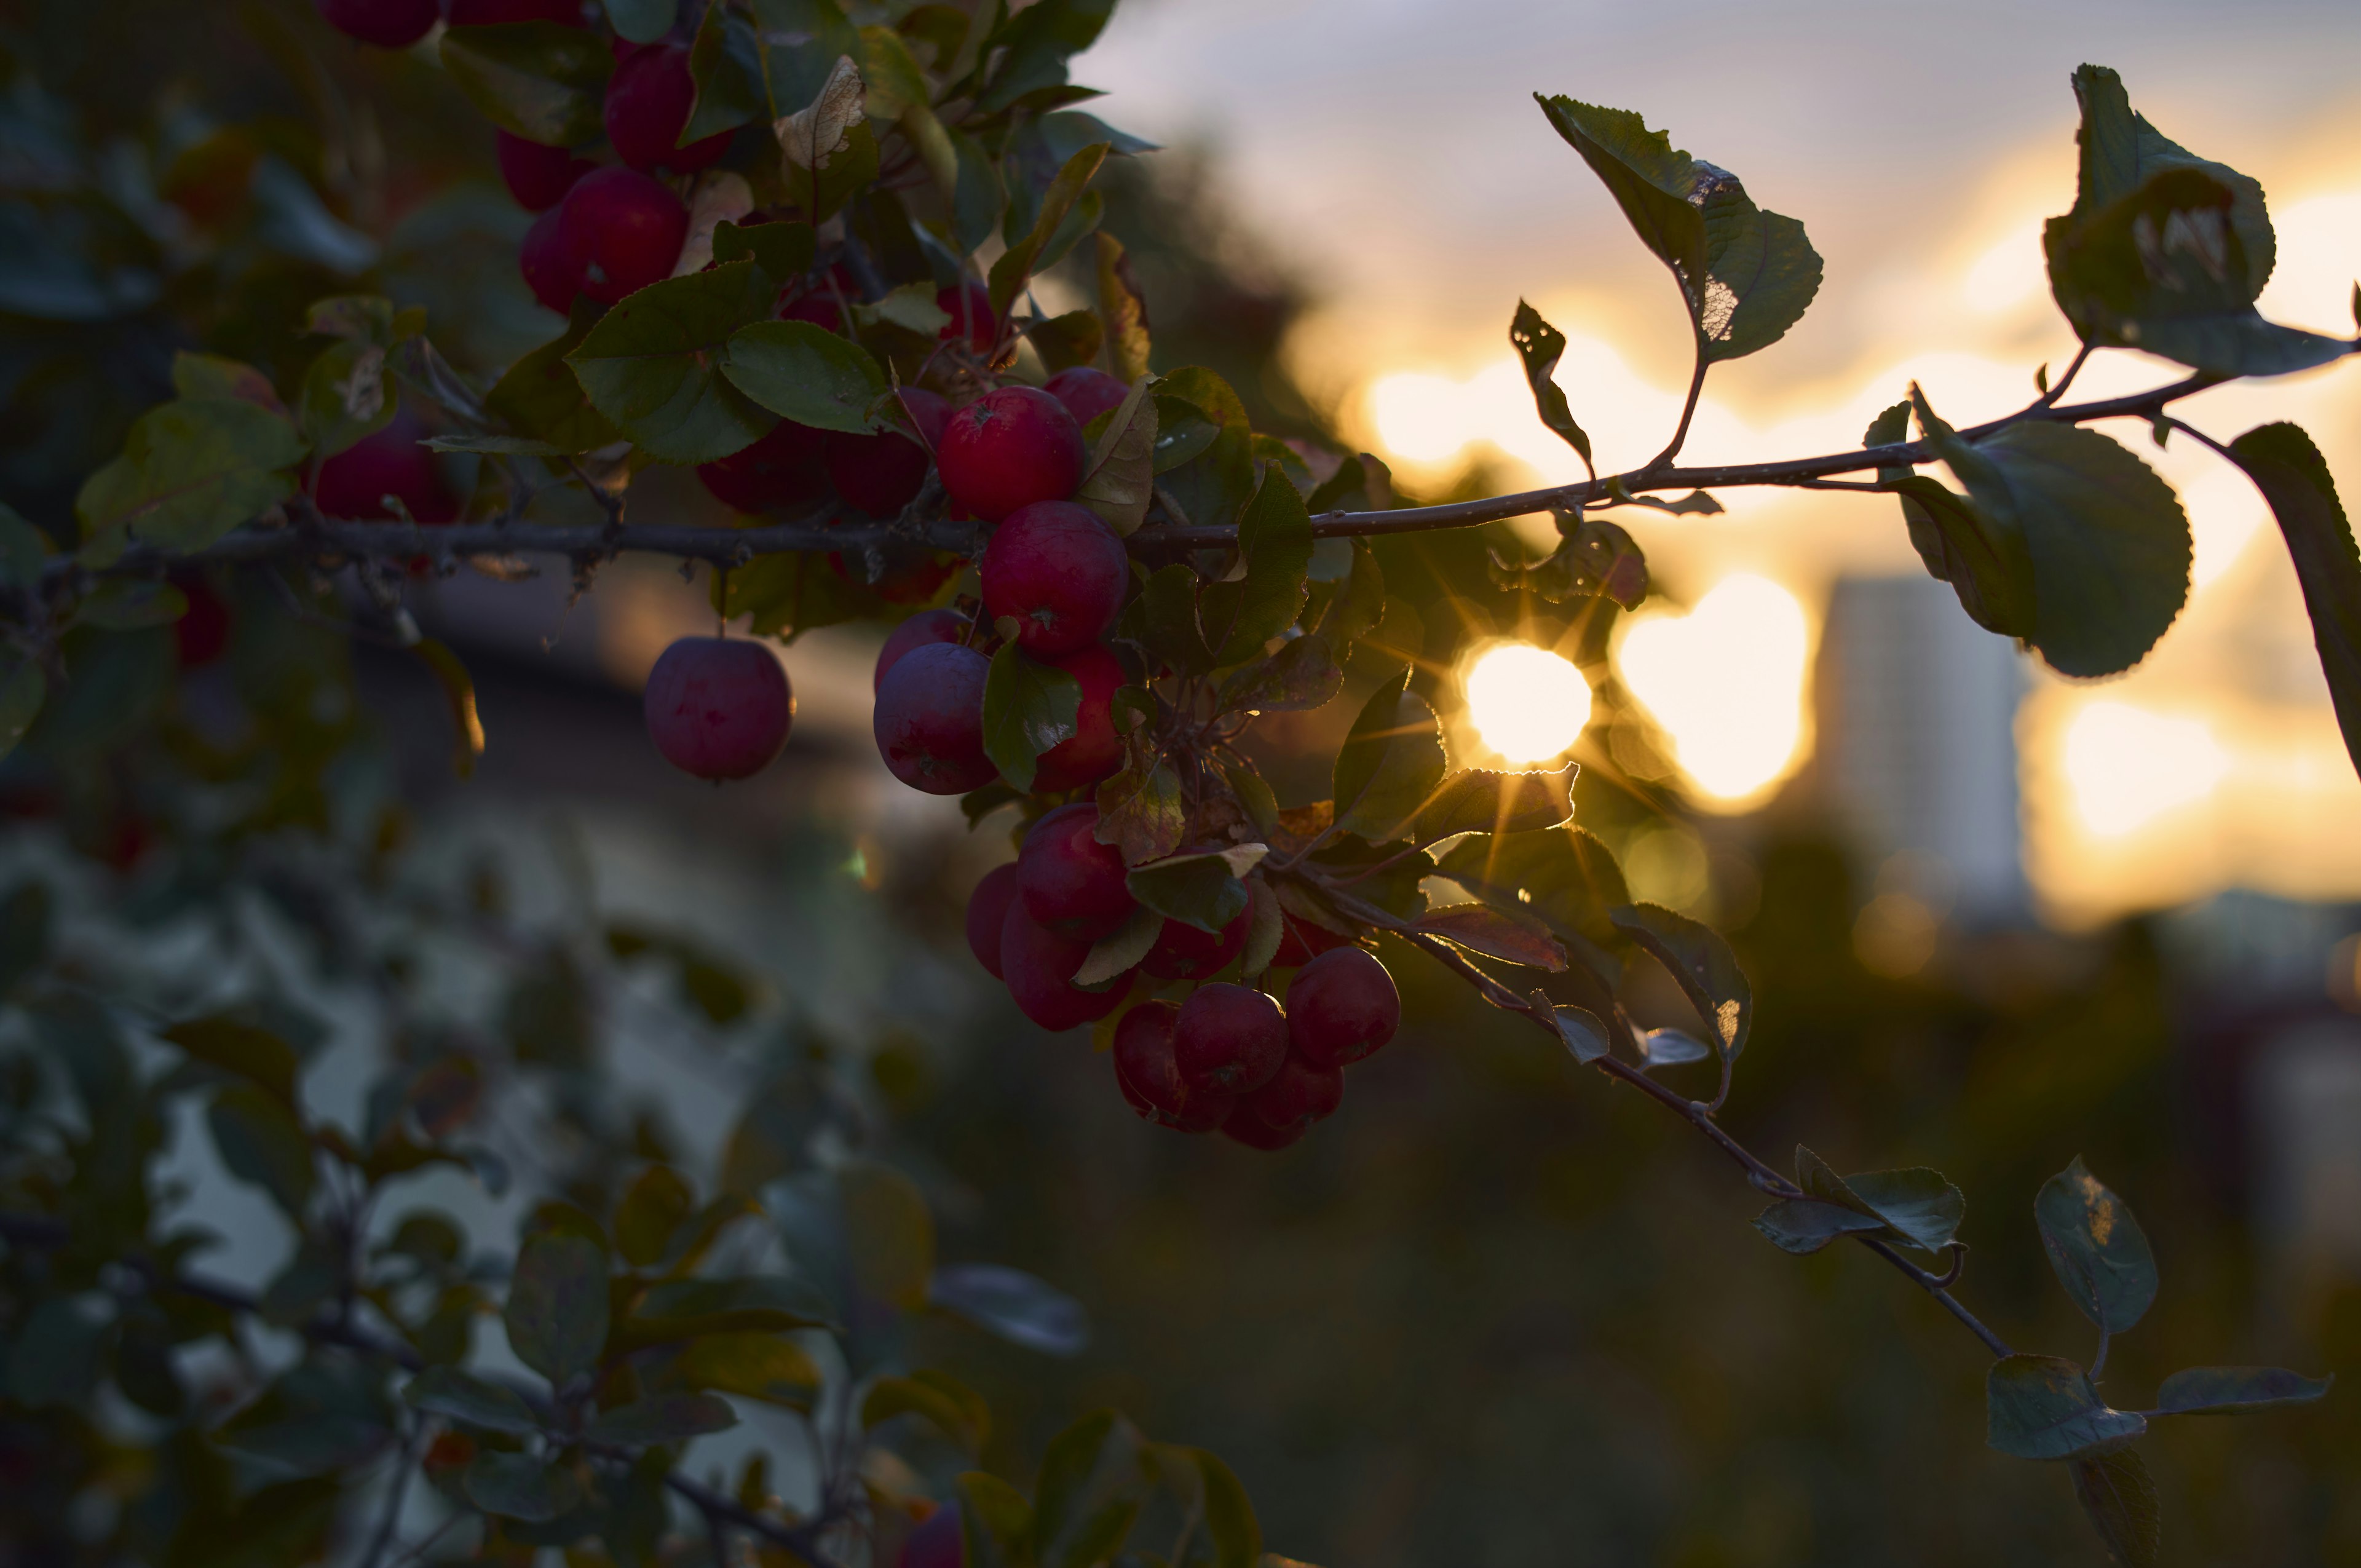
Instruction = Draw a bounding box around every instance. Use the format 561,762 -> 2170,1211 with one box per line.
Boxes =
19,370 -> 2225,596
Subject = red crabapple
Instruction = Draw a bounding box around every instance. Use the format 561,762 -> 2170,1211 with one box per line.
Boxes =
1172,983 -> 1287,1096
520,208 -> 582,313
1219,1101 -> 1307,1151
1112,1002 -> 1233,1133
825,388 -> 949,517
314,411 -> 457,523
1143,909 -> 1248,981
1271,909 -> 1353,969
1043,366 -> 1129,429
1000,900 -> 1132,1032
935,387 -> 1084,524
874,608 -> 970,692
1284,946 -> 1401,1069
872,642 -> 995,795
172,575 -> 231,669
605,45 -> 732,173
697,419 -> 828,513
978,502 -> 1128,658
936,282 -> 996,352
496,130 -> 594,212
1232,1051 -> 1343,1144
964,863 -> 1019,980
643,637 -> 794,781
1028,643 -> 1125,794
317,0 -> 438,47
558,167 -> 688,304
1016,802 -> 1134,940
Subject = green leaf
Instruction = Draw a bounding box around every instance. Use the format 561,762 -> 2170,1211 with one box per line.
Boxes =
1133,563 -> 1214,676
0,662 -> 45,765
75,397 -> 305,555
863,1371 -> 990,1453
465,1451 -> 583,1522
1910,391 -> 2188,678
296,338 -> 395,462
673,1332 -> 823,1406
842,1158 -> 935,1310
982,641 -> 1082,793
1490,517 -> 1648,611
213,1358 -> 394,1476
613,1164 -> 694,1268
606,0 -> 677,46
1157,411 -> 1255,533
948,125 -> 1008,255
1788,1148 -> 1965,1254
5,1293 -> 112,1407
171,352 -> 287,413
1094,744 -> 1188,865
1074,375 -> 1158,536
2041,64 -> 2331,376
566,262 -> 778,463
1075,901 -> 1161,988
2225,423 -> 2361,780
2071,1449 -> 2161,1568
957,1471 -> 1034,1568
2036,1157 -> 2158,1336
712,218 -> 815,281
1414,903 -> 1566,970
753,0 -> 860,117
161,1015 -> 301,1111
583,1393 -> 737,1448
1201,466 -> 1315,663
1536,95 -> 1706,291
487,300 -> 623,453
1027,1409 -> 1149,1568
403,1366 -> 540,1436
685,1 -> 769,143
1029,309 -> 1105,374
1610,903 -> 1750,1061
1508,301 -> 1592,471
1332,668 -> 1447,844
1752,1197 -> 1889,1256
1542,1000 -> 1612,1064
720,319 -> 892,435
930,1263 -> 1090,1356
1412,765 -> 1578,844
1987,1355 -> 2146,1460
1639,1028 -> 1711,1067
1126,845 -> 1268,936
1217,634 -> 1342,715
989,141 -> 1109,316
1190,1449 -> 1262,1568
504,1231 -> 611,1388
1888,473 -> 2038,639
2045,165 -> 2344,376
978,0 -> 1117,114
440,22 -> 615,148
1694,167 -> 1824,362
207,1084 -> 315,1220
2151,1366 -> 2334,1416
613,1275 -> 837,1353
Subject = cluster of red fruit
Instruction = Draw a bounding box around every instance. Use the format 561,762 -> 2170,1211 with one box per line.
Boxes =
960,807 -> 1399,1151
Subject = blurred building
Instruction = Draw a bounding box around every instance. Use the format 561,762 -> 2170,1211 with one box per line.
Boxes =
1811,574 -> 2027,921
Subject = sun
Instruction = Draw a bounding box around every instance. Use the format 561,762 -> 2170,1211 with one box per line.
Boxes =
1463,642 -> 1593,762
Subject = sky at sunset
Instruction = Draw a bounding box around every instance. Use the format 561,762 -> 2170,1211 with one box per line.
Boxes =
1074,1 -> 2361,919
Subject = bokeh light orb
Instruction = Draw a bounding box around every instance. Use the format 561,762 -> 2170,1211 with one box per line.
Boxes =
1463,641 -> 1592,762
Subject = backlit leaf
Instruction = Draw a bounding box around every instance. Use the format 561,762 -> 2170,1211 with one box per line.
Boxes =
1332,668 -> 1447,844
1096,233 -> 1151,384
1413,904 -> 1566,970
1412,765 -> 1578,843
1611,902 -> 1750,1061
1202,467 -> 1315,663
1508,301 -> 1592,470
2226,423 -> 2361,780
1217,633 -> 1342,715
1987,1355 -> 2146,1461
566,261 -> 778,463
2036,1157 -> 2157,1336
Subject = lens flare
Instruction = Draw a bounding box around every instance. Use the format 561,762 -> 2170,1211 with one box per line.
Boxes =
1463,642 -> 1592,762
1617,574 -> 1812,807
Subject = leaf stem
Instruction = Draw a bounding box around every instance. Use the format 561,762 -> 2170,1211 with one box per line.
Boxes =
1644,339 -> 1710,472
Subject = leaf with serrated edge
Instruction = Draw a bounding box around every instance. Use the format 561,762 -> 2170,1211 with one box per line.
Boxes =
1075,902 -> 1160,987
774,52 -> 864,172
566,261 -> 777,463
1075,374 -> 1158,535
1611,902 -> 1750,1061
2036,1157 -> 2157,1335
1126,845 -> 1267,935
2072,1449 -> 2161,1568
1414,905 -> 1565,970
1413,765 -> 1577,844
1218,634 -> 1342,715
1987,1355 -> 2146,1461
2151,1366 -> 2334,1416
721,320 -> 891,435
